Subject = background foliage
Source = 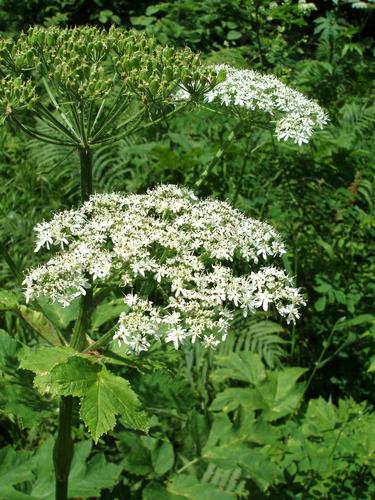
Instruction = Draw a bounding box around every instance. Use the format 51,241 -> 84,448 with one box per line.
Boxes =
0,0 -> 374,498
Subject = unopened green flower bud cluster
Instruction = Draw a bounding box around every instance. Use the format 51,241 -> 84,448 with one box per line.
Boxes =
0,26 -> 219,119
112,30 -> 222,103
0,76 -> 37,121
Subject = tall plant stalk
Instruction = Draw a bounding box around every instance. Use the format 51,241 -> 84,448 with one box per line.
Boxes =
53,396 -> 74,500
53,146 -> 94,500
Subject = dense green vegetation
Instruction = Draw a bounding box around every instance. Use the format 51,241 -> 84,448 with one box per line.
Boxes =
0,1 -> 374,499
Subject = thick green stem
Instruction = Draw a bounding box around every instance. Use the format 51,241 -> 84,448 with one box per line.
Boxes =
79,147 -> 93,202
70,288 -> 93,351
54,145 -> 94,500
53,396 -> 74,500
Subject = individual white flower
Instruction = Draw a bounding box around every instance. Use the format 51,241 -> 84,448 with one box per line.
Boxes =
166,327 -> 187,349
34,222 -> 53,252
279,303 -> 301,324
24,185 -> 305,353
126,334 -> 150,354
255,290 -> 274,311
124,293 -> 139,308
203,334 -> 220,349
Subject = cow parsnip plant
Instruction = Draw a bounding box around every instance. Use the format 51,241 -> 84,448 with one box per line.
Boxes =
0,25 -> 328,500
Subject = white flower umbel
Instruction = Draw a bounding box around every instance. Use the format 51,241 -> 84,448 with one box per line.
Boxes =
23,185 -> 305,352
177,65 -> 328,145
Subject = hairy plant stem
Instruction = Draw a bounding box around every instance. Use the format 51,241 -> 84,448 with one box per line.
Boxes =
54,146 -> 94,500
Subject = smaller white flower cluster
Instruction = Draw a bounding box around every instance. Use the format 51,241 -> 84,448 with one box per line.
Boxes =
177,65 -> 328,145
23,185 -> 305,353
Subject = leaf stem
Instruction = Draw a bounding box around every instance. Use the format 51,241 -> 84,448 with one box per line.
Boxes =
70,289 -> 93,351
11,115 -> 76,147
177,457 -> 200,473
83,325 -> 117,352
36,102 -> 80,143
195,122 -> 240,188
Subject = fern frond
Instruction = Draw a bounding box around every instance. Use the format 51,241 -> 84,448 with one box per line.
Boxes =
219,314 -> 288,368
201,463 -> 247,497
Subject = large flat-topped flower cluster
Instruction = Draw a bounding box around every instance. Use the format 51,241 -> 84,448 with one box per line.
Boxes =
178,64 -> 328,145
23,185 -> 305,353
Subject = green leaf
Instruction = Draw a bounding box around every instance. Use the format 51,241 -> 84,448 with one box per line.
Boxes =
0,446 -> 34,489
29,438 -> 55,499
143,483 -> 178,500
260,368 -> 306,421
151,440 -> 175,475
0,329 -> 18,371
29,351 -> 148,442
18,305 -> 62,346
241,449 -> 284,490
145,5 -> 162,15
80,368 -> 148,442
367,356 -> 375,372
0,487 -> 38,500
69,440 -> 122,498
0,375 -> 53,428
211,365 -> 305,420
130,15 -> 156,26
80,373 -> 117,442
210,388 -> 262,413
167,475 -> 236,499
335,314 -> 375,331
19,345 -> 75,394
0,289 -> 19,311
19,346 -> 75,374
91,298 -> 128,329
37,298 -> 79,330
0,331 -> 53,427
274,367 -> 307,401
226,30 -> 242,41
203,416 -> 283,491
49,356 -> 101,396
302,397 -> 338,432
99,370 -> 149,432
117,431 -> 153,475
204,414 -> 233,451
316,238 -> 335,259
212,352 -> 266,385
314,296 -> 327,312
30,437 -> 121,499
